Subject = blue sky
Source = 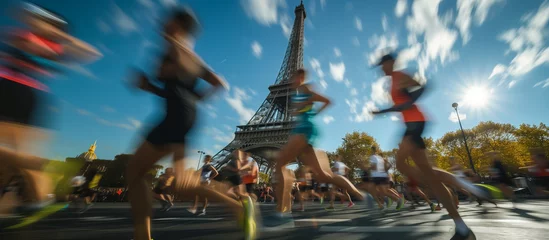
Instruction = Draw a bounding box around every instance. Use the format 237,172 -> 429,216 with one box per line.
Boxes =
2,0 -> 548,168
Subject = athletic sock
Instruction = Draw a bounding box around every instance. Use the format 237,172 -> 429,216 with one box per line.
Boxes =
455,219 -> 469,235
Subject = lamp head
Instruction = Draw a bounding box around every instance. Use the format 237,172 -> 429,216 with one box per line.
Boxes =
452,102 -> 459,108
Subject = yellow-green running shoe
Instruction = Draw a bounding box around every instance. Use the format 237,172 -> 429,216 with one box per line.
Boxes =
241,196 -> 257,240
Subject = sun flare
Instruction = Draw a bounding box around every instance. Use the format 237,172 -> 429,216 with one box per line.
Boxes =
462,85 -> 491,109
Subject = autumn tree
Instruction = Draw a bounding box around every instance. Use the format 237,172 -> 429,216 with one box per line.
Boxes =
514,123 -> 549,156
334,131 -> 380,183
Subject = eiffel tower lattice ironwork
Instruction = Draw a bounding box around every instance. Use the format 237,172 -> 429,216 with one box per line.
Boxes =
212,2 -> 306,173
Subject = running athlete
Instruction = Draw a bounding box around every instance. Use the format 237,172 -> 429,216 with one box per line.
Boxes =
263,184 -> 274,203
126,8 -> 255,240
188,156 -> 217,215
525,149 -> 549,195
225,150 -> 249,199
242,157 -> 259,201
486,152 -> 516,202
295,166 -> 321,211
264,69 -> 364,228
0,2 -> 101,212
153,168 -> 175,212
326,157 -> 354,210
372,54 -> 479,239
369,147 -> 404,210
449,157 -> 473,204
70,163 -> 101,213
403,176 -> 437,211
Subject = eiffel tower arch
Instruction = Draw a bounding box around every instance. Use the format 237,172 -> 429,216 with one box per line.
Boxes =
212,2 -> 307,176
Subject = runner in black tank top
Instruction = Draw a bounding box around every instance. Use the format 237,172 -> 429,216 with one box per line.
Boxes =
125,8 -> 256,240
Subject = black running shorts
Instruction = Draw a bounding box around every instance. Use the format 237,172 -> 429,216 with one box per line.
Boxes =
372,177 -> 390,185
403,121 -> 426,149
245,183 -> 255,193
0,79 -> 52,128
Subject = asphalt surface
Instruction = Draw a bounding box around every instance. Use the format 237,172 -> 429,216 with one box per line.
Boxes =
1,200 -> 548,240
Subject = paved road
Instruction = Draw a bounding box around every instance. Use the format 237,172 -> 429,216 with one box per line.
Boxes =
1,200 -> 548,240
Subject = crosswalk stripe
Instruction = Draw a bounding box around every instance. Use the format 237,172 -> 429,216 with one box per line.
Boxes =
295,218 -> 352,222
153,217 -> 223,221
320,226 -> 452,233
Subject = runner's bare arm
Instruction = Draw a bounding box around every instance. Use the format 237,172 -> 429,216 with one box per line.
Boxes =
198,70 -> 229,100
304,84 -> 331,115
209,166 -> 219,179
398,72 -> 420,90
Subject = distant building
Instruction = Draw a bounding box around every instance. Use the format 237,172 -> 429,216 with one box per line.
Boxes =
66,141 -> 108,175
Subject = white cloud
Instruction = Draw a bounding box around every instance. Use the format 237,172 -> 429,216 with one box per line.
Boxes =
329,62 -> 346,82
205,127 -> 234,144
113,4 -> 138,33
102,106 -> 116,113
390,116 -> 399,121
280,13 -> 292,38
449,111 -> 467,122
241,0 -> 287,26
508,80 -> 517,88
346,99 -> 377,122
138,0 -> 154,8
395,0 -> 407,18
456,0 -> 502,45
76,108 -> 139,130
405,0 -> 459,78
225,87 -> 256,124
395,43 -> 422,70
128,117 -> 142,129
489,64 -> 506,79
247,88 -> 257,96
204,104 -> 216,111
309,58 -> 325,78
352,37 -> 360,47
355,17 -> 363,31
534,78 -> 549,88
160,0 -> 177,7
320,0 -> 326,10
223,124 -> 234,132
63,64 -> 97,79
319,79 -> 328,89
334,47 -> 342,57
350,88 -> 358,96
382,15 -> 389,31
96,43 -> 113,55
344,79 -> 352,88
367,34 -> 399,65
97,20 -> 111,33
214,144 -> 224,150
371,76 -> 391,105
495,2 -> 549,84
77,109 -> 93,116
322,115 -> 335,124
251,41 -> 263,58
208,112 -> 218,118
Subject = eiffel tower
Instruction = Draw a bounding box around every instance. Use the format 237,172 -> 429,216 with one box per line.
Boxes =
212,1 -> 306,175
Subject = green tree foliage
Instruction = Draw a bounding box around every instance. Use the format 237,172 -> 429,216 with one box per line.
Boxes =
334,131 -> 380,182
435,121 -> 546,176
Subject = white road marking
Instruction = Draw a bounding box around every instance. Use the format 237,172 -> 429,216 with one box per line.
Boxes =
153,217 -> 223,221
320,226 -> 452,233
295,218 -> 352,223
81,216 -> 126,221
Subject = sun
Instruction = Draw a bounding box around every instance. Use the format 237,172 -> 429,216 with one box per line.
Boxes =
462,85 -> 492,109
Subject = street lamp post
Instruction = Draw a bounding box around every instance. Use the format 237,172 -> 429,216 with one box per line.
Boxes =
197,150 -> 205,170
452,103 -> 476,173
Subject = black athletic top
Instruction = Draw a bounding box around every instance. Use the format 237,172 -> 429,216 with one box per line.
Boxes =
146,46 -> 207,145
